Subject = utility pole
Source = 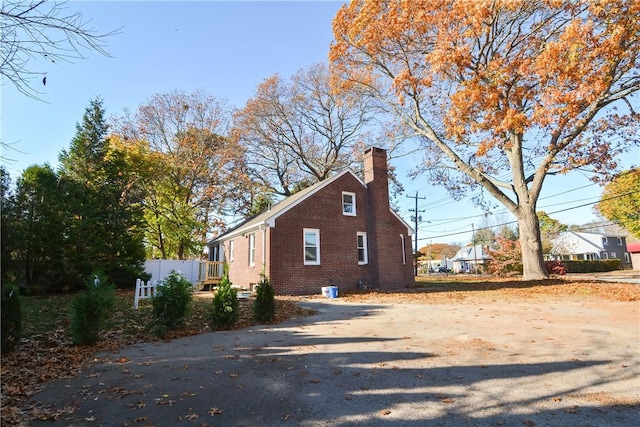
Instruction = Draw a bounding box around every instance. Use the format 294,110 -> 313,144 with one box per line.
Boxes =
472,223 -> 478,274
407,192 -> 426,276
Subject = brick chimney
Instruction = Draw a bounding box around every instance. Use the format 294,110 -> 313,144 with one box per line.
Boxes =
364,147 -> 390,288
364,147 -> 390,206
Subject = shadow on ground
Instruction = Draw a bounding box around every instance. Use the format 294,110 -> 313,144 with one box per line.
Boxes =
30,300 -> 640,426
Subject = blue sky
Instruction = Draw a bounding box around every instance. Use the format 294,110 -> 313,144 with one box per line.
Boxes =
2,1 -> 638,248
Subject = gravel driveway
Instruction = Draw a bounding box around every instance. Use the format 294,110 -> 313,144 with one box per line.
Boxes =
32,296 -> 640,426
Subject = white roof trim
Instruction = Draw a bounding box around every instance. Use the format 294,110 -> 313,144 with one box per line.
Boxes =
391,209 -> 414,236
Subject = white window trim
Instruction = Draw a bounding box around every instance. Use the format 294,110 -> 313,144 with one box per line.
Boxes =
624,252 -> 630,263
342,191 -> 356,216
610,251 -> 616,259
248,233 -> 255,267
304,228 -> 321,265
400,234 -> 406,265
357,232 -> 368,265
618,237 -> 623,246
603,237 -> 609,246
229,240 -> 235,262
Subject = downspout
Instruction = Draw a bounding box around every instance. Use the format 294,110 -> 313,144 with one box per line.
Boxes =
260,222 -> 267,274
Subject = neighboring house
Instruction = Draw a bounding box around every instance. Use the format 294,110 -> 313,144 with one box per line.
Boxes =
627,241 -> 640,270
550,231 -> 632,268
451,245 -> 492,273
418,258 -> 454,274
207,147 -> 415,295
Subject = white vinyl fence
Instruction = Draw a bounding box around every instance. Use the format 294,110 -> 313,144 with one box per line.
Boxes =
144,259 -> 204,285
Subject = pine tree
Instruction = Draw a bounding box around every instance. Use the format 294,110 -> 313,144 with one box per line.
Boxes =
59,98 -> 146,288
252,274 -> 276,322
209,266 -> 239,328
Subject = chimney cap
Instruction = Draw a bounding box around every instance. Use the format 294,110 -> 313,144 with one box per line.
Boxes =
364,146 -> 386,155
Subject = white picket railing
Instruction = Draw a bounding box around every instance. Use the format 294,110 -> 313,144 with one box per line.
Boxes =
134,278 -> 157,309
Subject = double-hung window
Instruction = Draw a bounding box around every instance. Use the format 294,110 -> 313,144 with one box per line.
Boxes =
342,192 -> 356,216
229,240 -> 235,261
304,229 -> 320,265
357,232 -> 368,265
248,234 -> 255,266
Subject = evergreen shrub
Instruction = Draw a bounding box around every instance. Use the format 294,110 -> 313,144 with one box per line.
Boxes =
252,274 -> 276,322
209,266 -> 239,328
151,271 -> 193,337
69,272 -> 116,345
1,283 -> 22,353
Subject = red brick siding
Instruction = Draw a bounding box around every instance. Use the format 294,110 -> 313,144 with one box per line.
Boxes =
268,172 -> 413,295
270,174 -> 371,295
221,228 -> 269,289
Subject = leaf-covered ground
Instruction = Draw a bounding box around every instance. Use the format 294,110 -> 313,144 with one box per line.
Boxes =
0,292 -> 314,426
336,276 -> 640,304
1,277 -> 638,426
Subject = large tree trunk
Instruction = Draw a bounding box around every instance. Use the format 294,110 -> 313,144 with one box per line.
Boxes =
517,206 -> 549,280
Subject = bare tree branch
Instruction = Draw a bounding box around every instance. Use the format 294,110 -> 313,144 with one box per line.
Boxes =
0,0 -> 120,100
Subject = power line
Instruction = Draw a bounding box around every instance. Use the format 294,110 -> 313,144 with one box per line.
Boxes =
419,189 -> 640,242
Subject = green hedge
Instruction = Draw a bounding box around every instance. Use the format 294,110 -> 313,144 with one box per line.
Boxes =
562,259 -> 621,273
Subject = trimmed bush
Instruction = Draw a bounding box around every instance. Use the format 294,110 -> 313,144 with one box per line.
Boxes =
252,274 -> 276,322
151,271 -> 193,337
545,260 -> 566,275
562,259 -> 621,273
486,237 -> 522,276
209,267 -> 239,328
1,283 -> 22,353
69,272 -> 116,345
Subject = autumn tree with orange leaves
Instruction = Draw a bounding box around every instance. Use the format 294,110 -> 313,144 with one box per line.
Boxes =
331,0 -> 640,280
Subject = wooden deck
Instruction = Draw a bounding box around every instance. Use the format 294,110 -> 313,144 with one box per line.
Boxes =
200,261 -> 224,285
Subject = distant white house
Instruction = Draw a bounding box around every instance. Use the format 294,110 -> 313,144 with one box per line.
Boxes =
550,231 -> 632,267
451,245 -> 492,273
418,258 -> 454,274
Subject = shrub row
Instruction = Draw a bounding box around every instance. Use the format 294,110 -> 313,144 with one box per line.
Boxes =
1,267 -> 278,352
561,259 -> 621,273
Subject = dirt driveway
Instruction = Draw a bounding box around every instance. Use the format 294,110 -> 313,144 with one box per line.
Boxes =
31,291 -> 639,426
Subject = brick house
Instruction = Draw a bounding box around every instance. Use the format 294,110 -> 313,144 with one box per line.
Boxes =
206,147 -> 414,295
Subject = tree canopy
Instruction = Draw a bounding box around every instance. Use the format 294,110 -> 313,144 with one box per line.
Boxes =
233,63 -> 382,197
418,242 -> 460,260
3,99 -> 146,293
112,89 -> 247,259
330,0 -> 640,280
597,169 -> 640,238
